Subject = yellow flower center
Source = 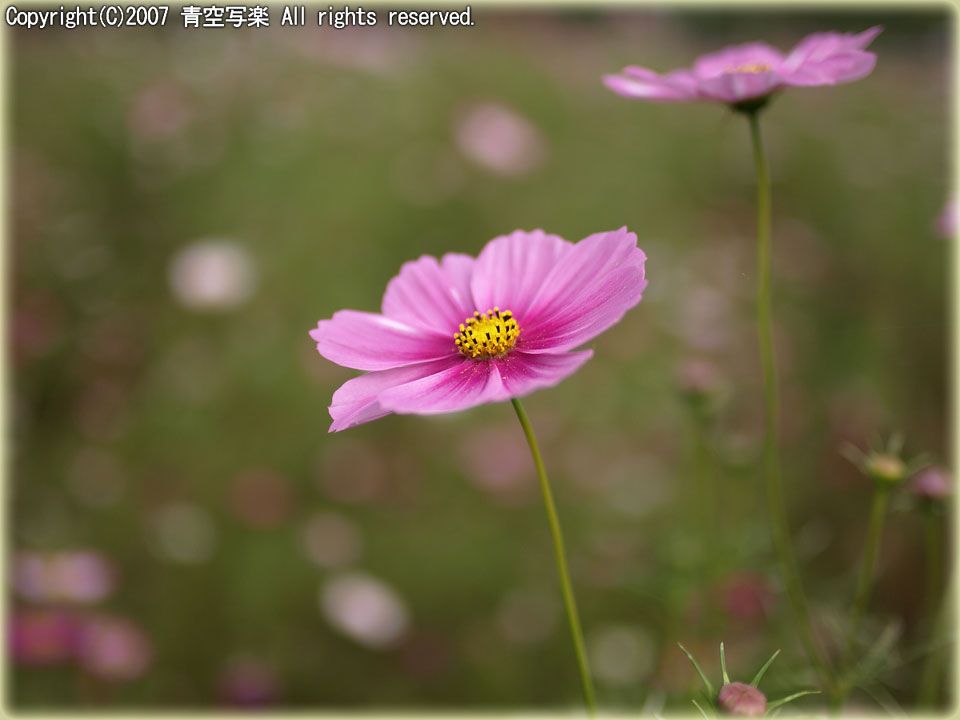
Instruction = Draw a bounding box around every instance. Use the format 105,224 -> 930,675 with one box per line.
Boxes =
726,63 -> 772,74
867,454 -> 906,483
454,307 -> 519,359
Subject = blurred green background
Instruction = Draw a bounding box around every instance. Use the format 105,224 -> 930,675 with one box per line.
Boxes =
9,6 -> 952,711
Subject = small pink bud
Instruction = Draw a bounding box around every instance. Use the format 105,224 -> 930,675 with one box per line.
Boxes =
908,466 -> 951,502
718,682 -> 767,716
676,359 -> 723,398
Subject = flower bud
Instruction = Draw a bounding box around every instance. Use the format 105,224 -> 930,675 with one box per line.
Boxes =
676,359 -> 725,417
718,682 -> 767,716
864,453 -> 906,485
908,466 -> 951,502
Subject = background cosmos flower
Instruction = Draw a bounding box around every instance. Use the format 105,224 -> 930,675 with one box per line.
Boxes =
309,228 -> 647,431
604,26 -> 881,105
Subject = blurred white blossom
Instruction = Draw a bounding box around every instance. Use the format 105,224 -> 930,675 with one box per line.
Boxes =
587,625 -> 655,686
320,572 -> 409,649
169,239 -> 256,311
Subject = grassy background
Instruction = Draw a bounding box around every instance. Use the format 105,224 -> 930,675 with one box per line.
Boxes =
9,7 -> 951,711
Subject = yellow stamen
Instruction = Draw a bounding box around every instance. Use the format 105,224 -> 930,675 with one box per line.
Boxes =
726,63 -> 772,74
454,307 -> 519,359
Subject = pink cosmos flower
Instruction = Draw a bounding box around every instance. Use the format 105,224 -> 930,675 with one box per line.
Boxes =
936,196 -> 957,238
605,26 -> 881,106
310,228 -> 647,432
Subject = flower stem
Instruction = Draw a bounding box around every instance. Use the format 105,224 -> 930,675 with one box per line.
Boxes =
688,414 -> 718,570
918,542 -> 949,707
511,397 -> 597,715
849,486 -> 889,642
745,110 -> 834,691
923,512 -> 943,625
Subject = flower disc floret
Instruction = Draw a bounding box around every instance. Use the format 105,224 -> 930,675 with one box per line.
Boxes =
454,307 -> 519,359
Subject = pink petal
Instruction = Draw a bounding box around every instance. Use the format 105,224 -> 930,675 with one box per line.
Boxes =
328,357 -> 460,432
692,42 -> 785,78
494,350 -> 594,398
310,310 -> 455,371
696,70 -> 785,102
520,227 -> 647,352
470,230 -> 573,318
783,50 -> 877,86
381,253 -> 476,335
328,350 -> 595,431
378,357 -> 507,415
847,25 -> 884,50
784,26 -> 882,69
604,68 -> 698,102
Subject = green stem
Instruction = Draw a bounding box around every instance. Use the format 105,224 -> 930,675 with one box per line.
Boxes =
511,398 -> 597,715
689,415 -> 718,573
746,110 -> 834,692
917,514 -> 945,706
849,486 -> 889,642
923,513 -> 943,623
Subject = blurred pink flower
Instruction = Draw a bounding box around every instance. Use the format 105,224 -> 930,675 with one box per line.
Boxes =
718,572 -> 775,622
676,358 -> 725,398
458,426 -> 533,506
77,615 -> 152,681
936,196 -> 957,238
310,228 -> 647,431
128,81 -> 191,142
217,655 -> 281,706
908,465 -> 951,502
455,102 -> 546,176
13,550 -> 114,605
605,26 -> 881,106
11,608 -> 81,666
13,290 -> 64,363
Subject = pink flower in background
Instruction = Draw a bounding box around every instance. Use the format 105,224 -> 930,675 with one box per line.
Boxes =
128,81 -> 191,143
455,102 -> 546,177
13,550 -> 115,605
309,228 -> 647,432
908,465 -> 951,502
936,196 -> 957,238
77,615 -> 152,681
217,655 -> 281,707
605,26 -> 881,105
11,608 -> 81,666
719,572 -> 775,622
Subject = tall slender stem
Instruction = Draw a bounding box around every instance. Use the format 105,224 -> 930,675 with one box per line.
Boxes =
511,398 -> 597,715
746,110 -> 834,690
849,486 -> 889,641
689,415 -> 717,569
918,528 -> 949,707
923,513 -> 943,624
